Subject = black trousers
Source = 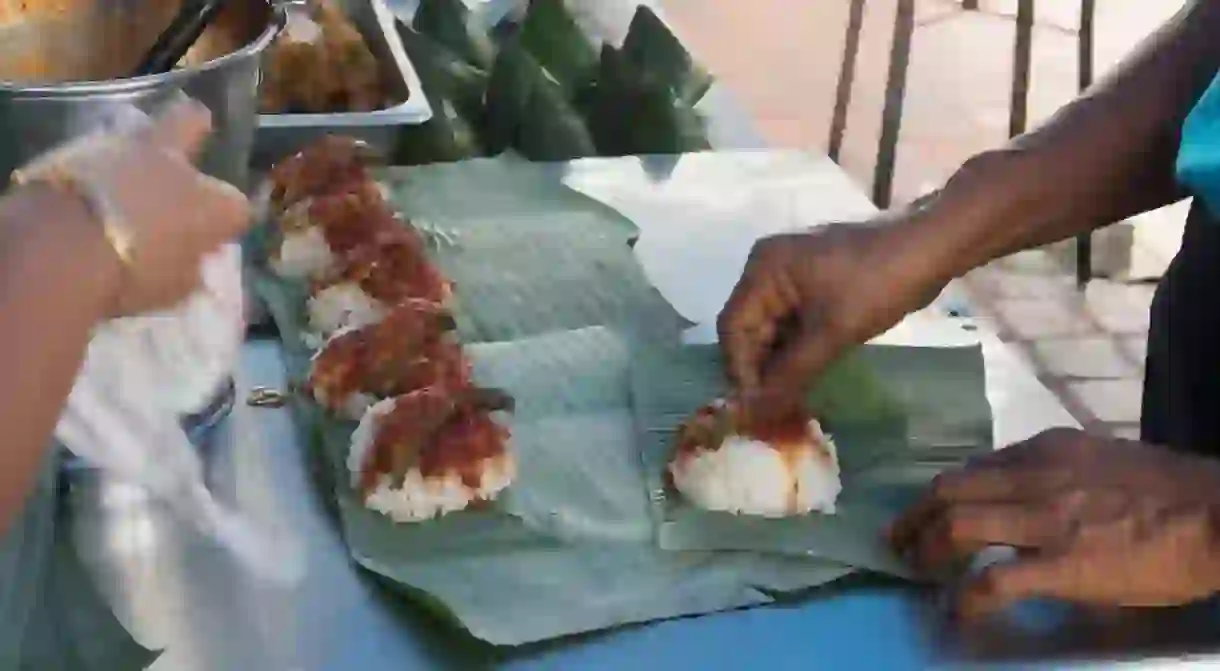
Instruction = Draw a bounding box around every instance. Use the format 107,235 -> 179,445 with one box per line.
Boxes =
1141,204 -> 1220,454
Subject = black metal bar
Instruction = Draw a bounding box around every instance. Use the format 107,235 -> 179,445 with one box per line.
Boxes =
1009,0 -> 1034,138
1075,0 -> 1097,286
828,0 -> 867,163
873,0 -> 915,208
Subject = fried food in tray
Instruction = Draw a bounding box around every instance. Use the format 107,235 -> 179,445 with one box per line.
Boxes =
267,135 -> 382,214
667,397 -> 841,518
306,299 -> 470,420
259,0 -> 387,114
308,231 -> 453,336
349,386 -> 515,522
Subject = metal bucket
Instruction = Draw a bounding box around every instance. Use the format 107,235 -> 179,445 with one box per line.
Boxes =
0,0 -> 286,189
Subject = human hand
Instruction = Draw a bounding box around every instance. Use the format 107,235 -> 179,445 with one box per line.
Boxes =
717,217 -> 949,398
14,98 -> 251,317
888,428 -> 1220,618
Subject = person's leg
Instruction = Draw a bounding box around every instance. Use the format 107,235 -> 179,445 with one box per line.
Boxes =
1141,206 -> 1220,453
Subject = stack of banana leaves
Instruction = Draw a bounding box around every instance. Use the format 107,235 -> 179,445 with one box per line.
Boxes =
396,0 -> 714,165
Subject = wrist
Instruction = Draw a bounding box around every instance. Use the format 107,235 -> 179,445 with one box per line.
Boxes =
896,148 -> 1030,282
1,182 -> 123,321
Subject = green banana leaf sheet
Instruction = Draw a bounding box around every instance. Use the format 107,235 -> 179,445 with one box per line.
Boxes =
632,343 -> 994,576
251,289 -> 858,644
378,158 -> 689,342
252,156 -> 687,347
481,42 -> 597,161
289,326 -> 655,549
246,154 -> 997,645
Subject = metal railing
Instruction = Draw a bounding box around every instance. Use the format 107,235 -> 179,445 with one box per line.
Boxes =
829,0 -> 1097,285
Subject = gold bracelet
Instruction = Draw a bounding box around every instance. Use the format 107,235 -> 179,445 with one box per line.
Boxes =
11,161 -> 135,268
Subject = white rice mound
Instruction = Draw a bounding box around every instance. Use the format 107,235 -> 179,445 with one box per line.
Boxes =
271,226 -> 335,280
307,282 -> 386,337
669,420 -> 841,518
348,397 -> 515,523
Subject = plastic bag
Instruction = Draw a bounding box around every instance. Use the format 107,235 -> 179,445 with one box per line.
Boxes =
54,243 -> 303,587
45,100 -> 304,587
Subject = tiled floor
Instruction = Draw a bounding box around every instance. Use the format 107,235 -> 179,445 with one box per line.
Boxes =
662,0 -> 1189,435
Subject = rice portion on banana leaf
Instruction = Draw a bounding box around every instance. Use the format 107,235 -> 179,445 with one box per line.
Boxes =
633,343 -> 994,577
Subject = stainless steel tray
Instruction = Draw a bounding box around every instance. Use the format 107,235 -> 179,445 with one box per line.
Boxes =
253,0 -> 432,166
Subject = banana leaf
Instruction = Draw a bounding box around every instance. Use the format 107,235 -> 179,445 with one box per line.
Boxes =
251,265 -> 661,545
632,343 -> 993,576
357,539 -> 855,646
481,42 -> 597,161
318,327 -> 655,547
587,45 -> 711,157
379,158 -> 688,342
398,22 -> 489,123
516,0 -> 599,95
621,6 -> 714,106
251,153 -> 684,346
412,0 -> 497,70
264,319 -> 857,645
245,157 -> 869,645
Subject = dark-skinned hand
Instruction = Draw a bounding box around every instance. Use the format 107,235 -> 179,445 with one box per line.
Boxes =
888,428 -> 1220,619
717,218 -> 950,401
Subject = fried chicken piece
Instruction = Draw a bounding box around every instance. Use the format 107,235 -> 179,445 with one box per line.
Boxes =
316,0 -> 384,112
259,0 -> 386,114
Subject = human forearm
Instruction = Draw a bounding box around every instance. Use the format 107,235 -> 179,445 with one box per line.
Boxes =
907,0 -> 1220,280
0,185 -> 119,533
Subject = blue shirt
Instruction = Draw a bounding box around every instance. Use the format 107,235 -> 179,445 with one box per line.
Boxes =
1177,71 -> 1220,216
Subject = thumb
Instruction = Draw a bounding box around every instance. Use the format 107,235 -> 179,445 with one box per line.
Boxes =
143,98 -> 214,160
957,551 -> 1081,619
757,311 -> 842,397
